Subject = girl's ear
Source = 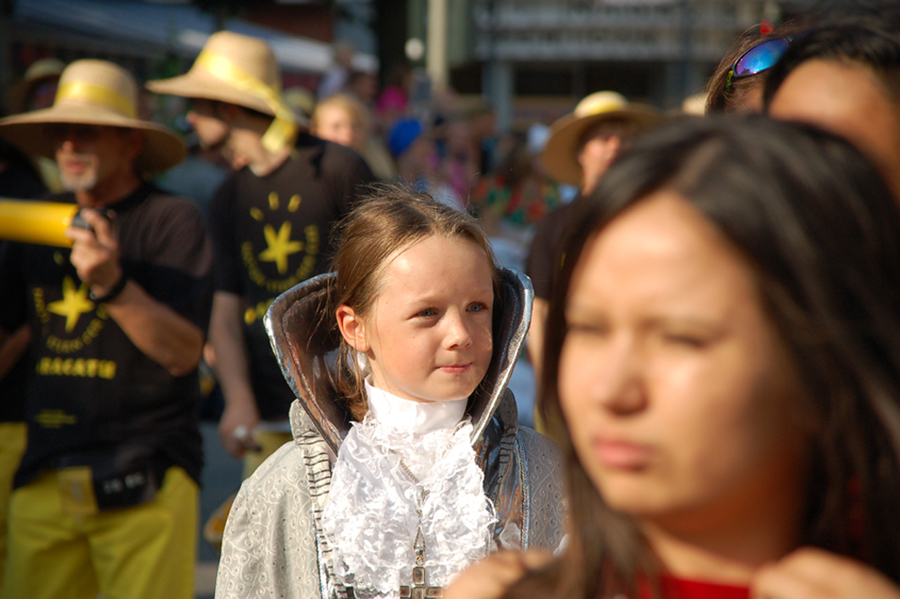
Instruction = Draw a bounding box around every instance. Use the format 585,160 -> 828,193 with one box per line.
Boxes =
336,304 -> 370,352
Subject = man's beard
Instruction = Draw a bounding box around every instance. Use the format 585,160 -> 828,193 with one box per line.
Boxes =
59,159 -> 98,193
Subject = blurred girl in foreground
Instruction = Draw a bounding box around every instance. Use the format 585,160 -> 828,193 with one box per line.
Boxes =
445,115 -> 900,599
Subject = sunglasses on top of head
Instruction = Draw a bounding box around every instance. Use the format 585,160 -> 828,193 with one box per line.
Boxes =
725,36 -> 794,91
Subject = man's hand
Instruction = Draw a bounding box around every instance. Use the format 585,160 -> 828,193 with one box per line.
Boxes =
210,291 -> 263,459
66,207 -> 205,376
218,396 -> 262,458
752,548 -> 900,599
66,208 -> 122,297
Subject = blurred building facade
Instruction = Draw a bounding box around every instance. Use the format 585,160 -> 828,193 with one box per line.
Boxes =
1,0 -> 378,116
1,0 -> 812,130
406,0 -> 800,129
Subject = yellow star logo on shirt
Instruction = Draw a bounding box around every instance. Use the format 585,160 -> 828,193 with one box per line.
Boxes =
47,277 -> 95,333
258,222 -> 303,275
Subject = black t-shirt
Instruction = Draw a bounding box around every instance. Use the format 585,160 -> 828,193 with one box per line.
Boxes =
0,183 -> 214,486
0,138 -> 45,199
209,134 -> 374,421
0,242 -> 33,424
525,196 -> 584,301
0,143 -> 46,423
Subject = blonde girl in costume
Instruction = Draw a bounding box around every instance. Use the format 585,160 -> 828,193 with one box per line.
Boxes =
216,187 -> 563,599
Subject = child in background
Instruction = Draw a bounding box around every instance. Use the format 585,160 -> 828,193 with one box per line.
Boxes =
216,187 -> 563,599
311,93 -> 397,181
311,93 -> 368,151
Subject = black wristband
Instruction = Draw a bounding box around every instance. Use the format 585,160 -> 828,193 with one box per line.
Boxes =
89,275 -> 129,303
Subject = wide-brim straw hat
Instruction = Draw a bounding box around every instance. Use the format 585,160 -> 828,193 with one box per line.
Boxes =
146,31 -> 280,116
0,59 -> 186,173
6,57 -> 66,115
542,91 -> 663,187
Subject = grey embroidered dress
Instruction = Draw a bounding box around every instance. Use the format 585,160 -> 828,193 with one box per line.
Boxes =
215,269 -> 565,599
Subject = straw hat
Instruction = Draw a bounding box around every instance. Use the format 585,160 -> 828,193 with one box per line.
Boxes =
0,59 -> 186,173
542,91 -> 662,187
146,31 -> 281,116
6,57 -> 66,114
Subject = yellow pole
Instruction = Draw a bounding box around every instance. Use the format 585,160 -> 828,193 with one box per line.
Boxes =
0,199 -> 78,247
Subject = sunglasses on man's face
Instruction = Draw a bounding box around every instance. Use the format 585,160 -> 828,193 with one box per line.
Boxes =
46,124 -> 106,144
725,36 -> 792,91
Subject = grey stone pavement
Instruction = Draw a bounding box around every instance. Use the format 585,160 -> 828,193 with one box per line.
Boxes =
191,354 -> 537,598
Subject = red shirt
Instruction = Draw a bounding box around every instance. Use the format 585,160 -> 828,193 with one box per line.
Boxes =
640,576 -> 750,599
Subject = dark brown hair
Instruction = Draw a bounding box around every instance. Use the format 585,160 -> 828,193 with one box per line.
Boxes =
330,184 -> 498,419
506,115 -> 900,598
763,22 -> 900,112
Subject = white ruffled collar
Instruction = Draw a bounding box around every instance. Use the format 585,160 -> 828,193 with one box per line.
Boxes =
365,380 -> 467,435
323,383 -> 495,598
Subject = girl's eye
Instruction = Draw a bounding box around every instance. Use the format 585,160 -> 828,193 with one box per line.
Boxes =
468,302 -> 489,313
417,308 -> 438,318
664,334 -> 708,348
565,320 -> 608,337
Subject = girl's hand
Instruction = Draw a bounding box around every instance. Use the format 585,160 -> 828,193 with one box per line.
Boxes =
443,549 -> 553,599
751,547 -> 900,599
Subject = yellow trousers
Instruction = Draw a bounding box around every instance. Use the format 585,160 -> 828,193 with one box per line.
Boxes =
0,422 -> 27,595
242,429 -> 293,479
3,465 -> 198,599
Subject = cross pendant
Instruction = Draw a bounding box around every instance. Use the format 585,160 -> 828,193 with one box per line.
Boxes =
399,566 -> 443,598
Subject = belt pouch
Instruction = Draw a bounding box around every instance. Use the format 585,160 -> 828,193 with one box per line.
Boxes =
57,444 -> 161,513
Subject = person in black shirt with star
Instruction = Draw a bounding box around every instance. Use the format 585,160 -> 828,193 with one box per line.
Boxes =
148,32 -> 375,480
0,59 -> 212,599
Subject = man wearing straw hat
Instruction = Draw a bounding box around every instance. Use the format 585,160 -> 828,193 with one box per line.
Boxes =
148,31 -> 374,478
5,57 -> 67,193
0,59 -> 212,599
525,91 -> 663,391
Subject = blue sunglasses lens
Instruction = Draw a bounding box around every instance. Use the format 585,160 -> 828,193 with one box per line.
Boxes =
733,38 -> 790,78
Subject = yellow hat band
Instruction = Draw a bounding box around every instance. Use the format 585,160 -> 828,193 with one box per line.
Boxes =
55,81 -> 137,118
195,49 -> 297,153
575,100 -> 628,119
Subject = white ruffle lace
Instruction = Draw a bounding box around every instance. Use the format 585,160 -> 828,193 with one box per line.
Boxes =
322,407 -> 496,598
